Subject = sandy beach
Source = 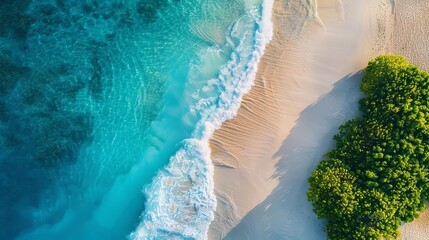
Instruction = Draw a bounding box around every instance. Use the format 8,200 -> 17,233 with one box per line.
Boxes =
209,0 -> 429,239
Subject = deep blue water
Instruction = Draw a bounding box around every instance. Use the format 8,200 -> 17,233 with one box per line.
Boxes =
0,0 -> 272,239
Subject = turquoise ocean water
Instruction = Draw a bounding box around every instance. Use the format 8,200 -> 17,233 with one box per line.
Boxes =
0,0 -> 272,239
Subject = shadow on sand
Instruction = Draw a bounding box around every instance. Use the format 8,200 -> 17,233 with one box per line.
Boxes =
223,72 -> 364,240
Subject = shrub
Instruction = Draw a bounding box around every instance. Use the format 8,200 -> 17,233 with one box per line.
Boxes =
307,55 -> 429,239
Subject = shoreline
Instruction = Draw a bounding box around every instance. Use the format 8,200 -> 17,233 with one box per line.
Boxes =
209,0 -> 429,239
209,0 -> 381,238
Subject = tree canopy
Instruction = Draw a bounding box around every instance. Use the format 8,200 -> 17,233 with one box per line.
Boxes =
307,55 -> 429,239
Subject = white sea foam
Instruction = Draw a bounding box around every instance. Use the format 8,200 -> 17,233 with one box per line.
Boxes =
131,0 -> 274,239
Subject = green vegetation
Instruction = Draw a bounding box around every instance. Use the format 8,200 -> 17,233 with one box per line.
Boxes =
307,55 -> 429,239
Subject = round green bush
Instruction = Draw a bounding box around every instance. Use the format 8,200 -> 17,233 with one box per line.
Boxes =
308,55 -> 429,240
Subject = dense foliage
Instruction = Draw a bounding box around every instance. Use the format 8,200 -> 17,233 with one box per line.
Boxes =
307,55 -> 429,239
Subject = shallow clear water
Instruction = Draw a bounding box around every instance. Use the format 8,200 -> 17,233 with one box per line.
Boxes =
0,0 -> 271,239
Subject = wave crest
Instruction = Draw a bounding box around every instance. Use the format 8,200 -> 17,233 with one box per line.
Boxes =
131,139 -> 215,239
131,1 -> 273,239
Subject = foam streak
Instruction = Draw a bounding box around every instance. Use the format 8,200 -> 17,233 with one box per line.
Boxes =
131,1 -> 274,239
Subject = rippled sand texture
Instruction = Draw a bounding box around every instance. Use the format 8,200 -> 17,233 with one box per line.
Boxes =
208,0 -> 429,239
209,0 -> 381,238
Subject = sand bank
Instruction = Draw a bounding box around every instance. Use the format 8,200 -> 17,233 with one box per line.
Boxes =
209,0 -> 429,239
